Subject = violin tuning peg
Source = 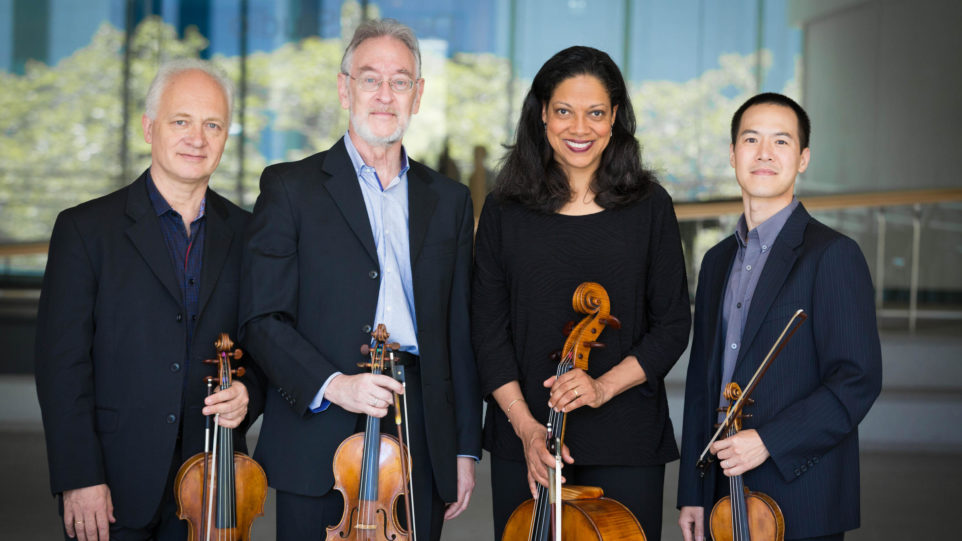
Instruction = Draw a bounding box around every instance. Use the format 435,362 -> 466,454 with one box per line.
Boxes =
715,407 -> 727,413
584,341 -> 605,349
745,398 -> 755,405
204,376 -> 217,384
549,350 -> 562,361
387,342 -> 401,351
357,362 -> 372,369
599,315 -> 621,330
562,321 -> 575,336
741,413 -> 752,419
360,344 -> 371,356
232,367 -> 246,377
202,357 -> 218,364
232,348 -> 243,359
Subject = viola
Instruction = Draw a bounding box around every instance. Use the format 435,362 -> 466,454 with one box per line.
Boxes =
708,383 -> 784,541
174,333 -> 267,541
695,310 -> 807,541
502,282 -> 647,541
326,324 -> 414,541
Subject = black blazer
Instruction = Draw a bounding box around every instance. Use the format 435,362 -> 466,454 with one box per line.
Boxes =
678,204 -> 882,538
34,172 -> 264,528
239,138 -> 481,501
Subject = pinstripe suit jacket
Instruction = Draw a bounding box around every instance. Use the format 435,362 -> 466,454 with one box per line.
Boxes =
678,203 -> 882,538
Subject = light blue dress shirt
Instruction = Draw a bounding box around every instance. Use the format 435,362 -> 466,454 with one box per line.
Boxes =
310,133 -> 420,411
718,198 -> 799,419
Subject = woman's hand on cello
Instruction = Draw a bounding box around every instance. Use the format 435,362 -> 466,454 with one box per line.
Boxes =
545,368 -> 608,412
517,419 -> 573,499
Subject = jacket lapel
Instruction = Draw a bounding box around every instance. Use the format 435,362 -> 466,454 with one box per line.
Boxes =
407,162 -> 438,266
734,204 -> 810,371
322,138 -> 378,264
197,191 -> 232,320
124,172 -> 182,305
707,239 -> 738,395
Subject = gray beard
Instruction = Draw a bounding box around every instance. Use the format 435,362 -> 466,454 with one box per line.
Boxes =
350,110 -> 408,147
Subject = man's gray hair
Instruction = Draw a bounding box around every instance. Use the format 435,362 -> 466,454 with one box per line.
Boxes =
340,18 -> 421,79
144,59 -> 234,121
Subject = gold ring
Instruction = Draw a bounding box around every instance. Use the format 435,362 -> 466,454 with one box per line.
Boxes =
75,521 -> 83,525
573,388 -> 579,397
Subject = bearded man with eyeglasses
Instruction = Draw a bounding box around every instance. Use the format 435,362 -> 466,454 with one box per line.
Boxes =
239,18 -> 481,541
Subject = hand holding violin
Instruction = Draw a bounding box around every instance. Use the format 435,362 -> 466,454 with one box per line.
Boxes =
711,429 -> 770,477
324,372 -> 403,417
202,380 -> 249,428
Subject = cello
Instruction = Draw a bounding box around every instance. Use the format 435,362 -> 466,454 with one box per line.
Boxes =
502,282 -> 647,541
326,323 -> 415,541
695,309 -> 807,541
174,333 -> 268,541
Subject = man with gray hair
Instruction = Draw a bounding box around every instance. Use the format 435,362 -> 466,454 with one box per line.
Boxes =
241,18 -> 481,540
35,59 -> 263,540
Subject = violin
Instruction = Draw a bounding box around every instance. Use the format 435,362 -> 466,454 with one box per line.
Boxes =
326,324 -> 414,541
502,282 -> 647,541
695,310 -> 807,541
708,382 -> 784,541
174,333 -> 267,541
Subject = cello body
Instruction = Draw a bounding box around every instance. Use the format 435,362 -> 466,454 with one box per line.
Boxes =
503,485 -> 646,541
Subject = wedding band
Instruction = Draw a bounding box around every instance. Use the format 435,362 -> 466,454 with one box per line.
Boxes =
573,388 -> 579,397
75,521 -> 83,525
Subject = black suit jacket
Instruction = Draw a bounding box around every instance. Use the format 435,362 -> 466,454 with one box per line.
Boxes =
34,172 -> 264,528
678,204 -> 882,538
239,138 -> 481,500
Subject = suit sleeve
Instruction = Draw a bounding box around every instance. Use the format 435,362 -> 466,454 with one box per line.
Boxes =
449,188 -> 482,457
470,196 -> 520,398
677,258 -> 714,508
627,189 -> 692,394
34,211 -> 105,494
756,236 -> 883,481
239,168 -> 340,415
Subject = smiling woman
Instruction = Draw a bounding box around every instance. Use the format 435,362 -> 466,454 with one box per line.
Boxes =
472,46 -> 692,541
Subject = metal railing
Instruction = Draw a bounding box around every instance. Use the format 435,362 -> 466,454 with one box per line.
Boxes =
3,188 -> 961,331
676,188 -> 962,331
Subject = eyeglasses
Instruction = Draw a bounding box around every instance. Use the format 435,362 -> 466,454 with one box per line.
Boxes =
345,73 -> 418,93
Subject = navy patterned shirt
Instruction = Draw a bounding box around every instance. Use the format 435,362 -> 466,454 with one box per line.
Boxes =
145,174 -> 206,366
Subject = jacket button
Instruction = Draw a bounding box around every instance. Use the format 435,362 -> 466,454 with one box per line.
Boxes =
176,313 -> 183,322
794,468 -> 801,477
813,456 -> 819,463
170,362 -> 181,373
166,414 -> 177,424
801,464 -> 808,472
362,324 -> 372,333
369,270 -> 379,279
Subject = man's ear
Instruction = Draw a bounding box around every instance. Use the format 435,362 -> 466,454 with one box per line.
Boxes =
142,114 -> 153,144
337,73 -> 351,110
798,147 -> 811,174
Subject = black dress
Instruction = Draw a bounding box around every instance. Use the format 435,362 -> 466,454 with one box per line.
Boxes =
471,183 -> 691,539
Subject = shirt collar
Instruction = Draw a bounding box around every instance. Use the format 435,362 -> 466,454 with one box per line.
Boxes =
343,131 -> 410,189
735,197 -> 799,248
145,172 -> 207,221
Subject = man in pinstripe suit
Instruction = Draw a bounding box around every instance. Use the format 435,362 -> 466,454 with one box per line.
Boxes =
677,93 -> 882,541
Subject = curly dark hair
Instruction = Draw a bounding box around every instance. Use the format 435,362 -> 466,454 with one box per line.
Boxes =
494,46 -> 656,213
